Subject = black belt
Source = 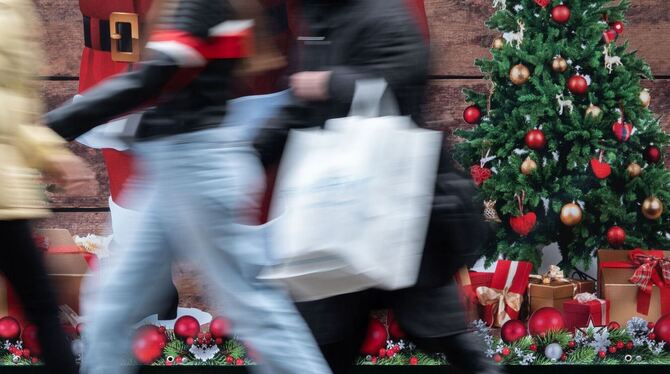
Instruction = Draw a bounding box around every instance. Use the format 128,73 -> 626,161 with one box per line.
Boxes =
83,16 -> 135,52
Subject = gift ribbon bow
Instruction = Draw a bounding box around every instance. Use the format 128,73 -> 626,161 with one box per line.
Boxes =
629,250 -> 670,293
476,286 -> 522,327
529,265 -> 571,284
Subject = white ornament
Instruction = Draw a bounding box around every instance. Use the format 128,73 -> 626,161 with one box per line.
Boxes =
514,4 -> 524,12
544,343 -> 563,361
603,46 -> 623,74
556,93 -> 574,115
503,21 -> 525,49
492,0 -> 506,10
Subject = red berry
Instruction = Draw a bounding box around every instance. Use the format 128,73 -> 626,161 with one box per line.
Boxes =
235,358 -> 244,366
31,357 -> 39,364
205,332 -> 212,341
371,356 -> 378,364
626,342 -> 634,350
215,338 -> 223,345
386,350 -> 394,358
648,322 -> 655,330
175,356 -> 183,364
409,356 -> 419,365
502,347 -> 511,356
648,333 -> 656,341
608,346 -> 617,354
197,332 -> 205,340
529,344 -> 537,352
494,354 -> 502,363
22,349 -> 30,358
616,341 -> 624,350
378,348 -> 386,357
165,360 -> 173,367
561,354 -> 568,361
226,356 -> 234,364
599,351 -> 607,359
186,337 -> 194,345
568,341 -> 576,348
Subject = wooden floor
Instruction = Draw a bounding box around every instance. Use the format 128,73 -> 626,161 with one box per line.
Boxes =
34,0 -> 670,310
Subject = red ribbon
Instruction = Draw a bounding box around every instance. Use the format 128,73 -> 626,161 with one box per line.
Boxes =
601,249 -> 670,316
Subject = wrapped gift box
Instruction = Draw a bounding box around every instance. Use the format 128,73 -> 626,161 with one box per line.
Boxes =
455,268 -> 494,322
598,249 -> 670,325
476,260 -> 532,327
527,278 -> 595,314
564,296 -> 610,330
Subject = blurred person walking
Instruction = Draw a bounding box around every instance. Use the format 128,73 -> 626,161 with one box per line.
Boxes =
0,1 -> 94,372
254,0 -> 498,373
44,0 -> 330,373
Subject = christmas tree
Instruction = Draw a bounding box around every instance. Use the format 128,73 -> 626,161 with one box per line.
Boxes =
454,0 -> 670,270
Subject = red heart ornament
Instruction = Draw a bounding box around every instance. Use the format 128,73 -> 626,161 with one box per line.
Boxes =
534,0 -> 550,7
590,158 -> 612,179
509,212 -> 537,236
612,121 -> 633,142
470,165 -> 492,187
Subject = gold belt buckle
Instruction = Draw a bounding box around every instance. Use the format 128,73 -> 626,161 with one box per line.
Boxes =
110,12 -> 140,62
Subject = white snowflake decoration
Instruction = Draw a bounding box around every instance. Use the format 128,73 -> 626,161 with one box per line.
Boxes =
589,328 -> 611,352
513,4 -> 524,12
189,344 -> 220,362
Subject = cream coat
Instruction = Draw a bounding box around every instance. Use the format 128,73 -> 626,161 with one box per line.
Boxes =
0,0 -> 73,220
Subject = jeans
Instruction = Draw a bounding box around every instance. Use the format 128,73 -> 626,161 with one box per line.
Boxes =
80,126 -> 330,374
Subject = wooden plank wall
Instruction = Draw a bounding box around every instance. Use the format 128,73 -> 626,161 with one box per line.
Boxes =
35,0 -> 670,231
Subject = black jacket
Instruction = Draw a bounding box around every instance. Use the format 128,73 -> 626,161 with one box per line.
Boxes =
253,0 -> 430,166
45,0 -> 238,141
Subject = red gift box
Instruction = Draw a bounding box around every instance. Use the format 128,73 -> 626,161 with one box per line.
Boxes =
454,268 -> 493,322
475,260 -> 533,327
564,294 -> 610,330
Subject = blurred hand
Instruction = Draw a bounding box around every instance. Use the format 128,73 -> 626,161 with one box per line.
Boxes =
45,154 -> 96,195
290,71 -> 332,101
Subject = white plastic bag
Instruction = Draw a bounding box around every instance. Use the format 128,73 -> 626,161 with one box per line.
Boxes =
261,80 -> 441,301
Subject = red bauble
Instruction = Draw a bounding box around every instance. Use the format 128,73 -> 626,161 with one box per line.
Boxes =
616,341 -> 625,350
509,212 -> 537,237
22,325 -> 41,357
598,351 -> 606,359
501,320 -> 528,343
551,5 -> 571,24
645,146 -> 662,164
590,158 -> 612,179
409,356 -> 419,365
612,121 -> 634,142
470,165 -> 492,187
0,316 -> 21,340
603,29 -> 618,44
606,227 -> 626,248
626,341 -> 634,350
525,129 -> 546,150
494,354 -> 502,363
235,358 -> 245,366
608,346 -> 617,354
501,347 -> 511,356
174,316 -> 200,339
226,356 -> 234,364
654,314 -> 670,345
132,325 -> 167,365
648,322 -> 655,330
528,307 -> 565,336
360,319 -> 388,355
463,105 -> 482,124
568,341 -> 576,348
209,317 -> 231,339
567,75 -> 588,95
612,21 -> 624,35
389,320 -> 406,340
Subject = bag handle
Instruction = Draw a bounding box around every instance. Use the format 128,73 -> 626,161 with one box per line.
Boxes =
348,79 -> 400,118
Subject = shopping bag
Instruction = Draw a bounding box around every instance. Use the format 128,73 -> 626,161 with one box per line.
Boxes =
260,80 -> 442,301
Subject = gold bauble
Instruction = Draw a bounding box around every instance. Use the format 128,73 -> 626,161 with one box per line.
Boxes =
551,56 -> 569,73
585,104 -> 603,119
560,203 -> 583,226
640,89 -> 651,108
521,157 -> 538,175
642,196 -> 664,220
510,64 -> 531,85
492,37 -> 505,50
627,163 -> 642,178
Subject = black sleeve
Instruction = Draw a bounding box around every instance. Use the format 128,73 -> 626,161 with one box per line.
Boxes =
44,51 -> 181,141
